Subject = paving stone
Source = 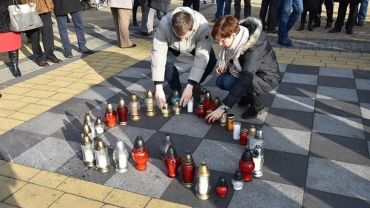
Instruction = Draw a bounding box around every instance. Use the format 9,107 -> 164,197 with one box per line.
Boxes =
282,73 -> 318,86
228,180 -> 304,208
101,125 -> 156,149
353,70 -> 370,79
306,157 -> 370,201
0,202 -> 18,208
318,76 -> 356,89
356,79 -> 370,90
312,113 -> 365,139
4,183 -> 63,208
14,137 -> 80,172
126,112 -> 171,130
75,86 -> 122,101
364,119 -> 370,141
29,171 -> 68,189
263,126 -> 310,155
277,82 -> 317,98
0,175 -> 27,201
146,199 -> 191,208
358,90 -> 370,104
105,158 -> 172,198
286,65 -> 319,75
116,67 -> 151,79
316,86 -> 358,102
310,133 -> 370,166
56,152 -> 116,184
51,116 -> 84,143
204,122 -> 249,145
303,188 -> 370,208
103,189 -> 151,208
192,139 -> 244,174
0,162 -> 40,181
265,108 -> 314,131
49,98 -> 104,117
361,103 -> 370,120
99,76 -> 139,89
315,98 -> 362,118
15,112 -> 78,136
146,131 -> 202,160
49,193 -> 103,208
279,63 -> 287,72
127,79 -> 155,92
0,129 -> 44,160
160,114 -> 212,138
57,177 -> 113,201
319,67 -> 354,78
161,169 -> 234,208
271,94 -> 315,112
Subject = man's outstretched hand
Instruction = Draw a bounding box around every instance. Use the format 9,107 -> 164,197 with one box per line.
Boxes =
180,84 -> 194,107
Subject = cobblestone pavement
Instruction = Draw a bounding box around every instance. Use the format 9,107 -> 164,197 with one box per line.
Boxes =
0,0 -> 369,208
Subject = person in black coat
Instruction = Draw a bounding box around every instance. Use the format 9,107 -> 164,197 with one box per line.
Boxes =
206,16 -> 281,121
53,0 -> 93,58
329,0 -> 360,34
297,0 -> 322,31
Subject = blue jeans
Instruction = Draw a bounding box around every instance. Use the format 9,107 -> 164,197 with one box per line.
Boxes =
358,0 -> 369,23
215,0 -> 231,19
216,73 -> 238,91
56,11 -> 87,51
278,0 -> 303,42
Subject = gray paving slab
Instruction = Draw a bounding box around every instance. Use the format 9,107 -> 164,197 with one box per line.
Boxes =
306,157 -> 370,202
315,98 -> 362,118
116,67 -> 151,79
318,76 -> 356,89
15,112 -> 78,136
126,79 -> 155,92
312,113 -> 365,139
271,94 -> 315,112
228,180 -> 304,208
358,90 -> 370,104
277,82 -> 317,98
368,141 -> 370,157
282,73 -> 318,86
353,70 -> 370,80
192,139 -> 244,174
319,67 -> 354,78
0,130 -> 45,161
303,188 -> 370,208
75,86 -> 123,101
310,133 -> 370,166
104,158 -> 172,198
286,65 -> 319,75
100,125 -> 156,149
98,76 -> 139,89
361,103 -> 370,120
279,64 -> 287,73
356,79 -> 370,90
316,86 -> 358,102
14,137 -> 80,172
49,98 -> 104,117
159,114 -> 212,138
263,126 -> 311,155
265,108 -> 314,131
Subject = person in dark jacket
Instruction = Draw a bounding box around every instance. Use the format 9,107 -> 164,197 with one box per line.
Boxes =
297,0 -> 322,31
206,15 -> 281,122
53,0 -> 94,58
0,0 -> 22,77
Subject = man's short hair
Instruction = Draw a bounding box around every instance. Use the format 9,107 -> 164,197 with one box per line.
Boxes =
211,15 -> 240,40
171,11 -> 194,36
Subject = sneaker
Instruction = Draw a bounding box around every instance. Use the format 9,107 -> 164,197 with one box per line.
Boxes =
79,47 -> 94,55
278,39 -> 293,47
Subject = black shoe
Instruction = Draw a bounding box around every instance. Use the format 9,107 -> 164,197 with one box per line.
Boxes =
357,21 -> 364,26
36,59 -> 49,67
241,105 -> 265,119
79,47 -> 94,54
46,55 -> 62,63
345,28 -> 353,34
266,28 -> 278,33
140,31 -> 154,36
122,44 -> 137,48
8,51 -> 21,77
307,23 -> 313,31
64,50 -> 73,58
297,23 -> 305,31
325,21 -> 332,29
238,96 -> 250,107
278,39 -> 293,47
329,27 -> 341,33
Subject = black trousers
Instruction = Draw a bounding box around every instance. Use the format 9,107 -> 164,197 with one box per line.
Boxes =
334,0 -> 359,30
319,0 -> 334,21
259,0 -> 281,29
165,48 -> 217,91
29,12 -> 55,61
183,0 -> 200,11
234,0 -> 251,19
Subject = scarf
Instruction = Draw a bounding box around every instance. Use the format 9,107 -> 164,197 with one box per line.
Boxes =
218,26 -> 249,77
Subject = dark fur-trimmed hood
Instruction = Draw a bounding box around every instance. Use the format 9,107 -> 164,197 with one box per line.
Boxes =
239,17 -> 263,52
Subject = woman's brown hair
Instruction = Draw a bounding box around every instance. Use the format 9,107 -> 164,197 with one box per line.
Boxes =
172,11 -> 194,36
211,15 -> 240,40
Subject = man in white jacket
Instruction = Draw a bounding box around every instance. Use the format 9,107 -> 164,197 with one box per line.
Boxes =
151,7 -> 216,108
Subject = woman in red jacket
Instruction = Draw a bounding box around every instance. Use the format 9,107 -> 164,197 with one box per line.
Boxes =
0,0 -> 22,77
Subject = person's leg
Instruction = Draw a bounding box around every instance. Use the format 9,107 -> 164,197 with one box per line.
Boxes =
241,92 -> 265,119
111,8 -> 121,46
278,0 -> 293,43
165,49 -> 182,92
193,0 -> 200,11
216,73 -> 238,91
244,0 -> 251,18
215,0 -> 225,19
56,15 -> 72,53
8,50 -> 21,77
70,11 -> 87,50
234,0 -> 241,19
308,11 -> 315,31
259,0 -> 270,29
117,8 -> 133,47
345,1 -> 359,34
133,0 -> 139,25
199,48 -> 217,84
297,9 -> 307,31
224,0 -> 232,15
358,0 -> 368,25
287,0 -> 303,31
41,12 -> 58,61
266,0 -> 280,31
29,28 -> 44,62
325,0 -> 333,28
331,0 -> 348,32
